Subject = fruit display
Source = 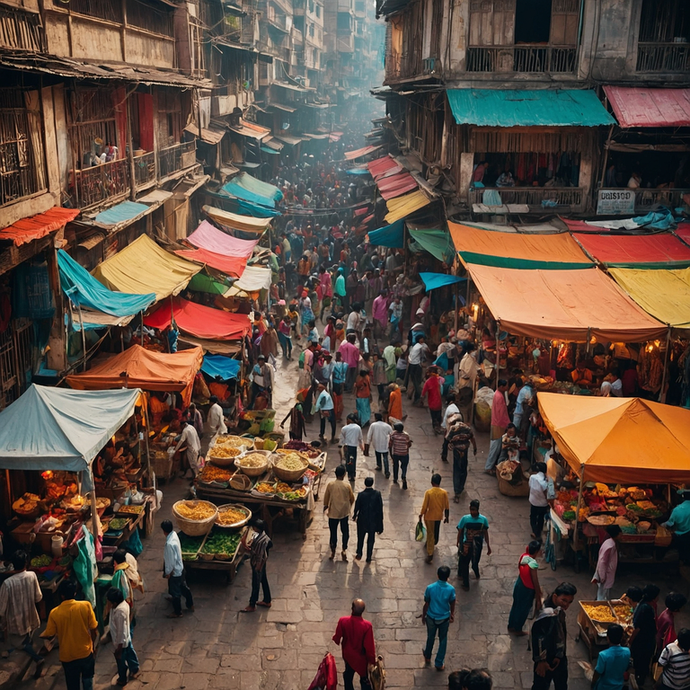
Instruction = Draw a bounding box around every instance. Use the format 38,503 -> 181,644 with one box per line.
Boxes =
30,555 -> 52,568
174,501 -> 216,520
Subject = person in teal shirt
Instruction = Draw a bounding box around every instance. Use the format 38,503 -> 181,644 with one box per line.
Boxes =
422,566 -> 456,671
334,268 -> 346,311
456,499 -> 491,590
664,490 -> 690,564
592,624 -> 630,690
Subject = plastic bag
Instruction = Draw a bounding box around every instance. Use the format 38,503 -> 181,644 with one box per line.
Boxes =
415,520 -> 426,542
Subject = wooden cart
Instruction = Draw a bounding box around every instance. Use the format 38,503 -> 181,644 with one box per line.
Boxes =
183,527 -> 246,586
575,601 -> 616,662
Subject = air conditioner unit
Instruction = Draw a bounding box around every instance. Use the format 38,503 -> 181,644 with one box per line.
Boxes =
423,57 -> 441,74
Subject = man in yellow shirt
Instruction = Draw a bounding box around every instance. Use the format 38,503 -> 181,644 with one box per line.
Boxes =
419,474 -> 450,563
41,580 -> 98,690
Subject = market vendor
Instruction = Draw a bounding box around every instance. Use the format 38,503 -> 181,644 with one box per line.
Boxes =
149,392 -> 169,427
663,490 -> 690,563
174,420 -> 201,478
571,359 -> 593,386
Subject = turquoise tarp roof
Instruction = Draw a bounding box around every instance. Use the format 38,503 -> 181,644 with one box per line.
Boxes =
408,228 -> 454,263
234,172 -> 283,202
368,219 -> 404,248
57,250 -> 155,317
94,201 -> 151,227
0,385 -> 141,473
201,355 -> 241,380
446,89 -> 616,127
419,272 -> 466,291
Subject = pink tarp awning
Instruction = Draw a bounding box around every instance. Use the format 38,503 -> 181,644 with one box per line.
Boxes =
603,86 -> 690,128
186,220 -> 258,258
344,145 -> 382,161
367,155 -> 402,180
376,171 -> 418,200
574,232 -> 690,266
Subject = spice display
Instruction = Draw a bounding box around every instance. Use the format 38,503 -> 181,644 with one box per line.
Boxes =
582,603 -> 617,623
199,465 -> 234,483
217,507 -> 248,526
215,435 -> 251,449
239,453 -> 268,468
209,446 -> 241,459
274,455 -> 306,471
256,482 -> 277,494
175,501 -> 216,520
612,603 -> 633,625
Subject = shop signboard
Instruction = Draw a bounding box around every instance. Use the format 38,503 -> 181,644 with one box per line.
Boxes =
597,189 -> 635,215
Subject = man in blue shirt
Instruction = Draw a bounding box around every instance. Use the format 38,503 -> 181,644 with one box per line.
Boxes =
161,520 -> 194,619
422,566 -> 456,671
456,499 -> 491,591
592,624 -> 630,690
664,490 -> 690,564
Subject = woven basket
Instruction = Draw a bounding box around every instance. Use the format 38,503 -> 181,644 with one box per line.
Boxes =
498,477 -> 530,497
208,450 -> 242,468
229,474 -> 252,491
172,500 -> 217,537
235,450 -> 272,477
272,456 -> 309,483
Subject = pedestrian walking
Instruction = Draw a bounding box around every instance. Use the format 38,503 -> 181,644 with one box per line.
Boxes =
442,414 -> 477,502
591,624 -> 629,690
241,519 -> 273,612
441,394 -> 459,431
280,400 -> 306,441
187,403 -> 204,437
174,419 -> 202,478
314,383 -> 336,443
456,499 -> 491,591
332,599 -> 376,690
354,369 -> 373,426
339,414 -> 364,481
407,336 -> 429,404
207,395 -> 227,438
367,413 -> 392,478
161,520 -> 194,618
484,380 -> 509,474
323,464 -> 355,561
332,351 -> 348,420
528,462 -> 552,539
592,525 -> 621,601
530,582 -> 577,690
630,584 -> 660,686
40,580 -> 98,690
277,314 -> 293,359
419,473 -> 450,563
0,550 -> 45,678
422,565 -> 456,672
106,588 -> 140,686
657,628 -> 690,690
507,540 -> 542,635
387,382 -> 403,424
389,422 -> 412,488
422,366 -> 444,433
353,477 -> 384,562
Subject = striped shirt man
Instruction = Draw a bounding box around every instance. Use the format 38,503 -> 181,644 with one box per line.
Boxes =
658,637 -> 690,690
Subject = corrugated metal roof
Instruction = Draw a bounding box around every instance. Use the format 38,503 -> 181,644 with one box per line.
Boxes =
376,171 -> 418,200
447,89 -> 615,127
184,124 -> 226,145
228,119 -> 271,141
603,86 -> 690,128
368,155 -> 402,179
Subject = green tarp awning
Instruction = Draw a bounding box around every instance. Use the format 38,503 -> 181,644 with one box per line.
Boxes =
446,89 -> 616,127
408,227 -> 454,263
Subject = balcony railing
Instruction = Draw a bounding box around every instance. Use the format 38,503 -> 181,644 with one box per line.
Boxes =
73,158 -> 130,209
157,140 -> 196,180
134,151 -> 156,189
630,187 -> 690,211
636,42 -> 690,73
466,45 -> 578,73
469,187 -> 584,208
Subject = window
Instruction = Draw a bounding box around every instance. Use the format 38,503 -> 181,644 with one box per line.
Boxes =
637,0 -> 690,72
316,4 -> 321,18
68,88 -> 119,169
515,0 -> 551,44
0,88 -> 46,206
62,0 -> 123,23
337,12 -> 351,31
126,0 -> 174,36
309,23 -> 315,37
156,90 -> 181,148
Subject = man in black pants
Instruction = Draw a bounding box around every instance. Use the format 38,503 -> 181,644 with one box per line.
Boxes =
241,519 -> 273,613
323,465 -> 355,561
531,582 -> 577,690
314,383 -> 336,443
353,477 -> 384,563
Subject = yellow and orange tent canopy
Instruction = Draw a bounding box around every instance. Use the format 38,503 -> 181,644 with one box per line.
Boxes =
537,393 -> 690,485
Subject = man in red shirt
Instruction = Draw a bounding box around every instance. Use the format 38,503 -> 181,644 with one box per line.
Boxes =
332,598 -> 376,690
422,367 -> 444,433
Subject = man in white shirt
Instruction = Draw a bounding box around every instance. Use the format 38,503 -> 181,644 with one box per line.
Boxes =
161,520 -> 194,618
528,462 -> 553,540
441,394 -> 460,430
367,413 -> 393,478
408,336 -> 429,404
346,308 -> 360,334
207,395 -> 227,438
339,413 -> 364,481
314,383 -> 336,443
174,420 -> 201,478
106,588 -> 139,685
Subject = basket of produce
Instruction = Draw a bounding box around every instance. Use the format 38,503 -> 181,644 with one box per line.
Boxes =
235,450 -> 272,477
179,532 -> 206,561
106,517 -> 130,534
199,530 -> 242,561
216,504 -> 252,529
12,493 -> 43,519
172,500 -> 218,537
272,452 -> 309,482
214,435 -> 253,450
208,444 -> 243,467
254,481 -> 278,496
275,483 -> 308,502
229,473 -> 253,491
198,464 -> 234,487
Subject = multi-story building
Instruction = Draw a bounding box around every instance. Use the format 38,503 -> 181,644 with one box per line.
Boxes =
376,0 -> 690,216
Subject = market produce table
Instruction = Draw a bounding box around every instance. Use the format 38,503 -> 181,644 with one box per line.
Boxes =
575,600 -> 634,661
180,528 -> 246,585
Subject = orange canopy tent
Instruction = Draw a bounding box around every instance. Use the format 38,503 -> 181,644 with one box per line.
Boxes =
537,393 -> 690,484
66,345 -> 203,406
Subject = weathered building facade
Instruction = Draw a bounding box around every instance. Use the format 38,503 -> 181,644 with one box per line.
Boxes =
376,0 -> 690,215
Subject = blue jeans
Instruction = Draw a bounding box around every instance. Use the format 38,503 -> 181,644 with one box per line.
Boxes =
375,451 -> 389,475
424,616 -> 450,668
115,643 -> 139,684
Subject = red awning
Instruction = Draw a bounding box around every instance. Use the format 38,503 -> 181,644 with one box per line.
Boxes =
354,206 -> 370,217
573,232 -> 690,265
367,155 -> 402,180
675,223 -> 690,245
344,145 -> 382,161
559,218 -> 613,233
603,86 -> 690,128
174,247 -> 248,278
144,297 -> 251,340
376,171 -> 418,200
0,207 -> 80,246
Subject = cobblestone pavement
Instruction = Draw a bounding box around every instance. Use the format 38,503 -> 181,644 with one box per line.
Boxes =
14,349 -> 689,690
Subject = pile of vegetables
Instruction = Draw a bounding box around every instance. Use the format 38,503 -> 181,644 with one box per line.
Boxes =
179,533 -> 205,560
200,530 -> 241,558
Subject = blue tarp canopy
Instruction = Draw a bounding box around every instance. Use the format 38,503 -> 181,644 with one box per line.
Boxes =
419,272 -> 466,291
446,89 -> 616,127
57,250 -> 155,317
0,385 -> 141,473
201,355 -> 241,380
346,168 -> 370,176
94,201 -> 151,227
221,180 -> 275,208
368,219 -> 404,248
261,146 -> 281,155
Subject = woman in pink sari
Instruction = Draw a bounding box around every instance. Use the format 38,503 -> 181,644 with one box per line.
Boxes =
372,290 -> 390,339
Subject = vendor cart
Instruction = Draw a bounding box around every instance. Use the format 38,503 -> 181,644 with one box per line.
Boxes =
575,600 -> 634,662
182,527 -> 247,586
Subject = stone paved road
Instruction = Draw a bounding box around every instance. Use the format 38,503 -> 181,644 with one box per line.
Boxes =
16,351 -> 689,690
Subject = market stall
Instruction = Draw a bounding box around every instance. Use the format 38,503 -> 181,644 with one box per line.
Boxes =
538,393 -> 690,572
194,436 -> 326,539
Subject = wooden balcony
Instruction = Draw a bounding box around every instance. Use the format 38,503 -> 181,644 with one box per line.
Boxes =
466,45 -> 578,74
157,140 -> 197,180
631,187 -> 690,211
469,186 -> 584,209
636,42 -> 690,73
133,151 -> 156,190
72,158 -> 130,210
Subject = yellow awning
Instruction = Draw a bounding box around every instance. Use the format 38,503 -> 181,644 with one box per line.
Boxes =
384,190 -> 430,224
92,234 -> 201,302
609,267 -> 690,329
538,393 -> 690,484
202,205 -> 273,235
